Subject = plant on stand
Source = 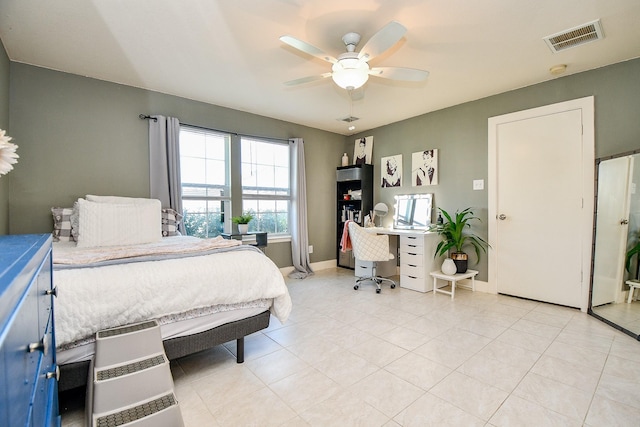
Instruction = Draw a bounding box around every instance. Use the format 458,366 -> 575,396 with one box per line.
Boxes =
433,207 -> 490,273
232,212 -> 254,234
625,231 -> 640,276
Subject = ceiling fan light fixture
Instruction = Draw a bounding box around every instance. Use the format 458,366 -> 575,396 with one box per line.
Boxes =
332,57 -> 370,90
281,21 -> 428,92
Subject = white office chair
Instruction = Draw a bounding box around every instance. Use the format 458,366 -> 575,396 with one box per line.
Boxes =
348,222 -> 396,294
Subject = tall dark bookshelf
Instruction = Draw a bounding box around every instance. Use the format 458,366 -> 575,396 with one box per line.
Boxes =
336,164 -> 373,269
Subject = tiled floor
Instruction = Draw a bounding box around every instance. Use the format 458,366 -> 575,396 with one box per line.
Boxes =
593,300 -> 640,336
61,268 -> 640,426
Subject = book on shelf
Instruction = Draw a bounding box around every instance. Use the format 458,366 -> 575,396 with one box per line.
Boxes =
341,206 -> 361,223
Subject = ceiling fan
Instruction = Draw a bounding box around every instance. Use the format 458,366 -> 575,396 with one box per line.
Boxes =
280,21 -> 429,91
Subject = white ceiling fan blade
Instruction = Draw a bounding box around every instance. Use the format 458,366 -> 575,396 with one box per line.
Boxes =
357,21 -> 407,62
279,35 -> 337,64
369,67 -> 429,82
283,73 -> 332,86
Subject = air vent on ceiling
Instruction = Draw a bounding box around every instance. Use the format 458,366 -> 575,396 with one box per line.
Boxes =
339,116 -> 359,123
543,19 -> 604,53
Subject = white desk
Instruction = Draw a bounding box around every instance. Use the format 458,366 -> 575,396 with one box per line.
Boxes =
430,269 -> 479,299
365,227 -> 443,292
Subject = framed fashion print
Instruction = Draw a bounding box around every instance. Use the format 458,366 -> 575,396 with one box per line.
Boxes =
353,136 -> 373,165
412,149 -> 438,186
381,154 -> 402,187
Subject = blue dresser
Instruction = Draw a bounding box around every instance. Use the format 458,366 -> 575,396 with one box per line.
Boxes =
0,234 -> 60,426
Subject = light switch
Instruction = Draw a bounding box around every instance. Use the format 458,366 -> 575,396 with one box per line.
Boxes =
473,179 -> 484,190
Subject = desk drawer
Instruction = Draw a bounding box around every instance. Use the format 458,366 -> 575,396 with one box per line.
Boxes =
355,260 -> 374,278
400,235 -> 424,248
400,251 -> 424,268
400,242 -> 424,255
400,275 -> 432,293
400,263 -> 424,278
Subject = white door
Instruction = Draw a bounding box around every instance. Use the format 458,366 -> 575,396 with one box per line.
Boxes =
592,156 -> 632,306
488,97 -> 594,310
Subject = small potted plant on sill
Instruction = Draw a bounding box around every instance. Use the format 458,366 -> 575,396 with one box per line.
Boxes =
432,207 -> 490,273
232,212 -> 254,234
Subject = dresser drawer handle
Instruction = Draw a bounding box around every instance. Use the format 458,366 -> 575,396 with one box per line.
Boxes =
408,244 -> 417,248
45,286 -> 57,297
46,366 -> 60,381
28,341 -> 44,353
407,253 -> 417,256
28,334 -> 49,356
408,275 -> 417,279
408,264 -> 417,267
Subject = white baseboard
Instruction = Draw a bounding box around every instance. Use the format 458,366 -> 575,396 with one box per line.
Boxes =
468,279 -> 494,294
281,260 -> 495,295
280,259 -> 337,276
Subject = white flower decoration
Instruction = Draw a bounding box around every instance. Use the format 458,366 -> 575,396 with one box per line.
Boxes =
0,129 -> 18,176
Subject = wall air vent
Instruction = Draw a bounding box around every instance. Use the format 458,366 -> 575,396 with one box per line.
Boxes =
339,116 -> 359,123
543,19 -> 604,53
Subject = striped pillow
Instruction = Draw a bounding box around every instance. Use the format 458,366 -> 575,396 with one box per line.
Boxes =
51,207 -> 75,242
161,208 -> 183,237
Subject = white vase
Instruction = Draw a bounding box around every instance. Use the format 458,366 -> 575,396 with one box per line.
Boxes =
341,153 -> 349,166
441,258 -> 457,275
238,224 -> 249,234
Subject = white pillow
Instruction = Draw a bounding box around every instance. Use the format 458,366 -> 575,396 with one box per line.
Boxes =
76,198 -> 162,248
86,195 -> 158,205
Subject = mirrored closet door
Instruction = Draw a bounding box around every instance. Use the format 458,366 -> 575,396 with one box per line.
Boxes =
591,151 -> 640,338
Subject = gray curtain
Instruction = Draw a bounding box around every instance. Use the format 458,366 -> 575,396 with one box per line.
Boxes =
288,138 -> 314,279
149,115 -> 183,227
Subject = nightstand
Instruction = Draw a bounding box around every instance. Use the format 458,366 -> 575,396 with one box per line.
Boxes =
220,232 -> 268,250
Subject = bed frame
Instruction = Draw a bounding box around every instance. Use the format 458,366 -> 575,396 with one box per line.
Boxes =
58,310 -> 271,392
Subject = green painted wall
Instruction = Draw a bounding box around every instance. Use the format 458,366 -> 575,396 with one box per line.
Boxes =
346,58 -> 640,281
0,41 -> 9,234
7,58 -> 640,274
8,63 -> 343,267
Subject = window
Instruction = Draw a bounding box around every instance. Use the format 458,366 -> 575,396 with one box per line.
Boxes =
241,137 -> 290,235
178,128 -> 292,238
179,127 -> 230,238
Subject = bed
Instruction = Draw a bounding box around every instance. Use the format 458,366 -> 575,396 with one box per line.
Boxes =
51,196 -> 292,391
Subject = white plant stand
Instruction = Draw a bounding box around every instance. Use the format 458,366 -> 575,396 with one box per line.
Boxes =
626,279 -> 640,303
430,269 -> 479,299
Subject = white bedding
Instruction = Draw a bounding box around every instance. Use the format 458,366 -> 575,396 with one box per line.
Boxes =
53,235 -> 242,265
53,237 -> 292,348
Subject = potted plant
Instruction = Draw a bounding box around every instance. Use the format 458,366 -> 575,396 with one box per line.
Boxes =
625,233 -> 640,276
432,207 -> 490,273
232,212 -> 254,234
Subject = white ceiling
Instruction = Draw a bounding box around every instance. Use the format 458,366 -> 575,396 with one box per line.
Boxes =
1,0 -> 639,135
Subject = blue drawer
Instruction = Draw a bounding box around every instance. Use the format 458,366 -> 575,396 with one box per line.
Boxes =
0,235 -> 58,427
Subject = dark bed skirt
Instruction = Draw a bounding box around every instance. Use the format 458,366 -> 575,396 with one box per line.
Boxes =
58,310 -> 271,392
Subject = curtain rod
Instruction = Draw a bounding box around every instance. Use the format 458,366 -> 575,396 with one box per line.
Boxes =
138,114 -> 157,122
139,114 -> 291,143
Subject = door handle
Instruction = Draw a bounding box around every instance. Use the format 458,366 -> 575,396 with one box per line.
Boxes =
621,219 -> 629,225
498,214 -> 507,220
